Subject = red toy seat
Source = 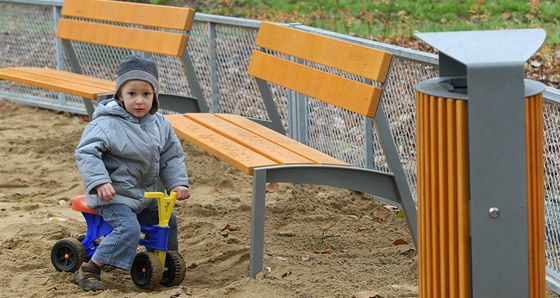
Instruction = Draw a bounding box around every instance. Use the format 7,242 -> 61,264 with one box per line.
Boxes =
71,195 -> 98,215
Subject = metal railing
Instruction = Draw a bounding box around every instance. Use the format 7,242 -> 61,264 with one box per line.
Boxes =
2,0 -> 560,293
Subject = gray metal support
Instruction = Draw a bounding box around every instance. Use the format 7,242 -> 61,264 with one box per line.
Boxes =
181,48 -> 209,113
60,39 -> 81,75
208,22 -> 220,113
258,165 -> 401,204
248,164 -> 403,278
438,53 -> 466,77
364,118 -> 375,169
60,39 -> 95,117
255,78 -> 286,134
249,168 -> 267,278
287,55 -> 309,144
287,89 -> 297,139
468,63 -> 529,297
53,5 -> 66,104
364,77 -> 378,170
374,107 -> 418,246
287,90 -> 309,144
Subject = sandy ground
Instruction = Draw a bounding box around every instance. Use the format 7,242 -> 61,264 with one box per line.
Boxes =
0,100 -> 418,297
0,99 -> 554,298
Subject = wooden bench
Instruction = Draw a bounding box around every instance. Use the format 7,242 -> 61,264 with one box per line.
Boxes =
0,0 -> 205,117
167,22 -> 418,278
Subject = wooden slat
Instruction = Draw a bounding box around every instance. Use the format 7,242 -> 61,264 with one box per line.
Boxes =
186,113 -> 315,165
256,22 -> 392,82
248,51 -> 382,118
21,67 -> 115,90
166,114 -> 277,175
0,68 -> 113,99
56,19 -> 188,57
61,0 -> 195,31
217,114 -> 348,166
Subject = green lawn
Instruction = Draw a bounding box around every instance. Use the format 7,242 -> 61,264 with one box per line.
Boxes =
169,0 -> 560,47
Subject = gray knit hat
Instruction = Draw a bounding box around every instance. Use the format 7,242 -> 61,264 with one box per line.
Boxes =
115,55 -> 160,114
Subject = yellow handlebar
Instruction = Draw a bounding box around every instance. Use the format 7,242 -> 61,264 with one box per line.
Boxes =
144,192 -> 177,227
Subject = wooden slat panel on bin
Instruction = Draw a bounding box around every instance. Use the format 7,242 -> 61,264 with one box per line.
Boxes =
416,92 -> 470,298
526,94 -> 545,298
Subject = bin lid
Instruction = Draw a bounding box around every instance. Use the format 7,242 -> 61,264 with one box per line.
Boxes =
415,29 -> 546,65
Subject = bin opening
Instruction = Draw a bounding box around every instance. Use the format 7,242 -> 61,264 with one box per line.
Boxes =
440,78 -> 468,95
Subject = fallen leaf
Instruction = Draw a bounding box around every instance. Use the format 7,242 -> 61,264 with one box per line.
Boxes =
383,204 -> 398,212
393,239 -> 409,245
372,209 -> 391,222
266,182 -> 279,192
9,176 -> 23,183
355,227 -> 367,233
531,60 -> 543,68
391,284 -> 418,292
281,271 -> 292,278
361,215 -> 373,221
353,290 -> 381,298
278,230 -> 295,237
314,246 -> 332,254
221,224 -> 239,231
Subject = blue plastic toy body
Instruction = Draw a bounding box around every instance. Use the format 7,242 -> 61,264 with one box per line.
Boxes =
71,192 -> 176,264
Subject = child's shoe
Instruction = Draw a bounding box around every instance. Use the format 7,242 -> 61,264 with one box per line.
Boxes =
72,261 -> 106,291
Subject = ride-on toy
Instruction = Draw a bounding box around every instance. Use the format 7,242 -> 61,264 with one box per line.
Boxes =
50,192 -> 186,289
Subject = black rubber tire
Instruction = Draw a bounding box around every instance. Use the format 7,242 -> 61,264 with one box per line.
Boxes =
160,251 -> 186,287
51,238 -> 86,272
130,252 -> 163,289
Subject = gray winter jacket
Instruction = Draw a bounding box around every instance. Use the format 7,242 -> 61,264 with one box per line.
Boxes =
75,99 -> 189,213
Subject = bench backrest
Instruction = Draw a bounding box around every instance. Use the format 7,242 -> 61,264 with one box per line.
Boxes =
247,22 -> 393,118
57,0 -> 195,57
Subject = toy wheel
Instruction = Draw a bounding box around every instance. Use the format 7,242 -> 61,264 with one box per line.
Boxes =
51,238 -> 86,272
130,252 -> 163,289
160,251 -> 186,287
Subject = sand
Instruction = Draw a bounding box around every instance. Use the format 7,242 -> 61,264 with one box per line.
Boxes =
0,99 -> 421,297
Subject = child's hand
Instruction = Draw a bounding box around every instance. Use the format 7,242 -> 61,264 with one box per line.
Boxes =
172,186 -> 191,201
96,183 -> 116,202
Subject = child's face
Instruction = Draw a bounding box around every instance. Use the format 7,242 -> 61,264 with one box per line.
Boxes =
118,80 -> 154,118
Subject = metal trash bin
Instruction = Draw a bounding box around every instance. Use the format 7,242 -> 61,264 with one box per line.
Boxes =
414,29 -> 547,298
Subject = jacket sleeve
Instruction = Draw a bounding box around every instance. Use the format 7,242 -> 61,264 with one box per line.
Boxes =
75,123 -> 112,194
159,120 -> 189,192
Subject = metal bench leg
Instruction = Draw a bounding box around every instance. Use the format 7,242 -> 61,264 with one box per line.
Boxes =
82,97 -> 95,118
249,168 -> 267,278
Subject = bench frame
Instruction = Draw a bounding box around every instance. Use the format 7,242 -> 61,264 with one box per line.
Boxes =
0,0 -> 207,117
246,23 -> 418,277
168,22 -> 418,278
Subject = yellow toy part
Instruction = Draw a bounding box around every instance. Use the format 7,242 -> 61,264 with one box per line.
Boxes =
144,191 -> 178,266
144,191 -> 177,227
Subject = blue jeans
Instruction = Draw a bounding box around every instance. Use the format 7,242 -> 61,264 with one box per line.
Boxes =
92,199 -> 179,270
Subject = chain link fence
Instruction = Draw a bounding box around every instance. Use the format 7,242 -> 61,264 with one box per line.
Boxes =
2,0 -> 560,293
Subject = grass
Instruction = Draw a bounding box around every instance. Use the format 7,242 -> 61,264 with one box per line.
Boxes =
170,0 -> 560,47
